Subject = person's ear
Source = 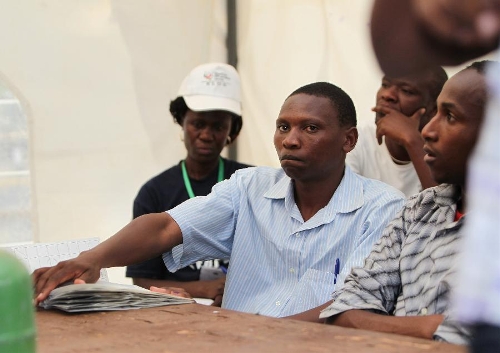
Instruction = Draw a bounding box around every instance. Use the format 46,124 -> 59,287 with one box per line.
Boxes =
343,126 -> 358,153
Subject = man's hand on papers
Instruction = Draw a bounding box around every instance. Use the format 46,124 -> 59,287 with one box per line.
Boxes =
32,253 -> 101,305
39,282 -> 195,312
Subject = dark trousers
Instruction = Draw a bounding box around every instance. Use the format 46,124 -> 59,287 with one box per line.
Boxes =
471,324 -> 500,353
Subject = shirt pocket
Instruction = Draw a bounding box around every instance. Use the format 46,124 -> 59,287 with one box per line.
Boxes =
284,269 -> 336,315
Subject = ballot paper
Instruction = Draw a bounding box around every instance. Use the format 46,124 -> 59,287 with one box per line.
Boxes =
3,238 -> 108,281
39,282 -> 195,312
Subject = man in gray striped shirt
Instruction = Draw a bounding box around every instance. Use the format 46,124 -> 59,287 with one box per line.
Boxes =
320,61 -> 491,345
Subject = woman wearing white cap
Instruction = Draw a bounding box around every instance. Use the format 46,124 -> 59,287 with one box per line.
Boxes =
126,63 -> 251,305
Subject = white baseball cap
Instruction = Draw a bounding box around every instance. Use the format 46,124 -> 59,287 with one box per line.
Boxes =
177,63 -> 242,116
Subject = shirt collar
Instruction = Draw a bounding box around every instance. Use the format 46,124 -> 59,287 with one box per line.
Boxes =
263,165 -> 364,216
432,184 -> 462,207
327,165 -> 364,214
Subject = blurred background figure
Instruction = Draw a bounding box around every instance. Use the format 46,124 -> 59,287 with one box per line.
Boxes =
126,63 -> 251,306
370,1 -> 500,351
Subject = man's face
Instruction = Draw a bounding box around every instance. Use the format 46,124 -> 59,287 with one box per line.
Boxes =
182,110 -> 232,163
422,68 -> 486,185
274,93 -> 356,183
376,75 -> 434,129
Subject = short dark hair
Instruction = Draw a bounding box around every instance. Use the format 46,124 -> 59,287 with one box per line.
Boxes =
466,60 -> 496,74
287,82 -> 357,127
169,96 -> 243,141
461,60 -> 498,108
423,66 -> 448,103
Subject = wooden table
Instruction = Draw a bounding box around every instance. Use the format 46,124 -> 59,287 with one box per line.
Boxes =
37,303 -> 466,353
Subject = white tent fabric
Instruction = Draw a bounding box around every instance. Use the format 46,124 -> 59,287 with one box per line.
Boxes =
0,0 -> 231,282
238,0 -> 381,166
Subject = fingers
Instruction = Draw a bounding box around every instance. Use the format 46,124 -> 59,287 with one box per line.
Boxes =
373,105 -> 425,121
32,267 -> 50,286
33,263 -> 78,304
33,260 -> 99,305
374,105 -> 425,146
411,107 -> 426,121
150,286 -> 192,298
32,267 -> 51,304
375,125 -> 384,145
74,271 -> 98,284
150,285 -> 170,294
211,294 -> 223,307
371,105 -> 392,115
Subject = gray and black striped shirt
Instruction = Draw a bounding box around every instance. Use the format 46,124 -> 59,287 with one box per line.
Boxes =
320,184 -> 469,344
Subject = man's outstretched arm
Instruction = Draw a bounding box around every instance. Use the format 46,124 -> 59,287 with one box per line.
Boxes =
328,309 -> 444,339
33,212 -> 183,303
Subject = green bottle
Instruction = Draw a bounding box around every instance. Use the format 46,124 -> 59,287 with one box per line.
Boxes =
0,250 -> 36,352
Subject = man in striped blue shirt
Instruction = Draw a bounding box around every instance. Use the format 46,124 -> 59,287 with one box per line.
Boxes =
34,82 -> 405,319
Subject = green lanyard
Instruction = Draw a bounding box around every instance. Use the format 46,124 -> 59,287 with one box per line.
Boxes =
181,158 -> 224,199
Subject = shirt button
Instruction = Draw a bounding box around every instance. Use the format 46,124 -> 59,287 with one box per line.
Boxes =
295,233 -> 300,238
276,301 -> 281,306
420,307 -> 428,315
289,268 -> 295,273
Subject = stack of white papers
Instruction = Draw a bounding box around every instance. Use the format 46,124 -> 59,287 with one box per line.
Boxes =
39,282 -> 195,312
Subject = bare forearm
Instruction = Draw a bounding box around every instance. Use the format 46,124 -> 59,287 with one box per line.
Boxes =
90,213 -> 182,269
327,310 -> 444,339
284,301 -> 332,323
33,212 -> 183,303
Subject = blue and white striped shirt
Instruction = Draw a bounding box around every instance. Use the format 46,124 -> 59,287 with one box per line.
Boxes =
164,165 -> 405,317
